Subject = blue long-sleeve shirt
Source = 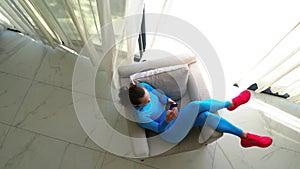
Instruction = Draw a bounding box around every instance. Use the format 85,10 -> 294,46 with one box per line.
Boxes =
132,82 -> 170,133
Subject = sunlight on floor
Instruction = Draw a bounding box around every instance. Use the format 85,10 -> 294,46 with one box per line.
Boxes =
251,98 -> 300,133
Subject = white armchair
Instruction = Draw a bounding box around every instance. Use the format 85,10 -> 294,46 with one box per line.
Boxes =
118,55 -> 223,158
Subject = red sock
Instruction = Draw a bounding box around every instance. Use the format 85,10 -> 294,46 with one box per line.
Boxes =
227,90 -> 251,111
241,133 -> 272,148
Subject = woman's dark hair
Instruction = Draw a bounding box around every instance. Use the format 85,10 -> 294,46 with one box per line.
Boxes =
128,84 -> 145,105
119,83 -> 145,106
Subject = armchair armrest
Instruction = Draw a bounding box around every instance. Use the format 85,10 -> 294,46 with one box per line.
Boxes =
187,61 -> 212,101
126,120 -> 149,157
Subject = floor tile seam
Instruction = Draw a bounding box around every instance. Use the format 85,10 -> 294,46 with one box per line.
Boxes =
1,123 -> 105,154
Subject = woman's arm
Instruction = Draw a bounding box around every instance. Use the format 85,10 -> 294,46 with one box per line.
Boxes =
137,109 -> 178,133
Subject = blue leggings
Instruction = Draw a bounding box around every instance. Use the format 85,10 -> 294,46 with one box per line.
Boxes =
160,99 -> 243,143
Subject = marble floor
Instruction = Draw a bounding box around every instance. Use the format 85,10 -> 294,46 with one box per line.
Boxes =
0,30 -> 300,169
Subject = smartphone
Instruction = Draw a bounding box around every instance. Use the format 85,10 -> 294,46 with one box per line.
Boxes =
169,103 -> 178,110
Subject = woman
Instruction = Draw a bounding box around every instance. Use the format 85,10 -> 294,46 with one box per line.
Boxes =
120,82 -> 272,148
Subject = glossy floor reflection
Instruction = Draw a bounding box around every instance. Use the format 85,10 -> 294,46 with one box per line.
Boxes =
0,30 -> 299,169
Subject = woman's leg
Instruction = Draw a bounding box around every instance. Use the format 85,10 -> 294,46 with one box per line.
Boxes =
193,111 -> 243,137
197,99 -> 231,113
160,100 -> 272,148
193,111 -> 273,148
160,100 -> 230,143
185,89 -> 252,113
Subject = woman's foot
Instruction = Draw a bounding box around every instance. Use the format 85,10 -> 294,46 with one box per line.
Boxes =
227,90 -> 251,111
241,133 -> 272,148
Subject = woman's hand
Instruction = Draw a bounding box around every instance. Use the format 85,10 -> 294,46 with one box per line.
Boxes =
168,98 -> 176,105
165,107 -> 178,123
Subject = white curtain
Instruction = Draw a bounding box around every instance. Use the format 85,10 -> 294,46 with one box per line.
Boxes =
237,21 -> 300,104
0,0 -> 146,82
0,1 -> 132,57
124,0 -> 145,61
109,0 -> 145,90
143,0 -> 172,50
0,1 -> 37,39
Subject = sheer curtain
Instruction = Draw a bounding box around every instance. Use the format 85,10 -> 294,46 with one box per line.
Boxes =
0,1 -> 37,39
0,0 -> 146,86
0,0 -> 142,58
237,21 -> 300,104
